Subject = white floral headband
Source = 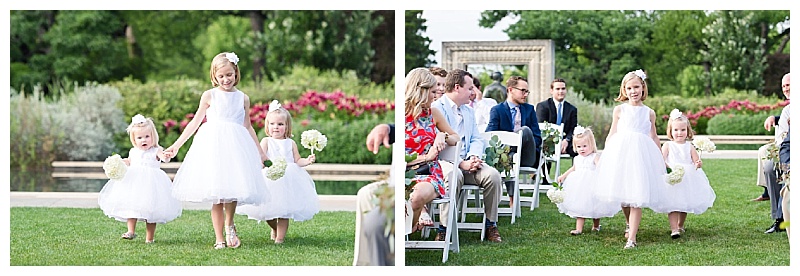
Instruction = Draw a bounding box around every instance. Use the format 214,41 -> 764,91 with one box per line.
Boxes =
127,114 -> 148,133
669,109 -> 683,120
574,125 -> 587,135
225,52 -> 239,66
632,69 -> 647,81
269,100 -> 282,111
131,114 -> 147,125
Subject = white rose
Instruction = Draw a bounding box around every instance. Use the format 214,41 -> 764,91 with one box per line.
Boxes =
103,154 -> 127,180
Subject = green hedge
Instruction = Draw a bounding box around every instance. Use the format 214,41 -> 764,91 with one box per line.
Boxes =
255,115 -> 393,165
706,114 -> 772,135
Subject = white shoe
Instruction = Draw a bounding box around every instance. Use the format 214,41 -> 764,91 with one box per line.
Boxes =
624,239 -> 637,249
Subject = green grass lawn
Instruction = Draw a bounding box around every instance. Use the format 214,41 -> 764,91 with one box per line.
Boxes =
406,159 -> 790,266
10,208 -> 355,266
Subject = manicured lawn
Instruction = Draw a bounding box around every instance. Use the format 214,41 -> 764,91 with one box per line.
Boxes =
405,159 -> 790,266
10,208 -> 356,266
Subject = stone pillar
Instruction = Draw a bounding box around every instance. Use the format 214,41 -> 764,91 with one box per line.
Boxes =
441,40 -> 555,105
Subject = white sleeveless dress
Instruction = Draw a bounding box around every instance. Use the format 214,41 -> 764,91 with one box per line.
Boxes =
98,147 -> 182,223
237,138 -> 319,221
651,141 -> 716,214
594,103 -> 668,209
557,153 -> 621,218
171,88 -> 269,205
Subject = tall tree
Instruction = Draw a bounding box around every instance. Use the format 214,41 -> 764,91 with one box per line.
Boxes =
642,10 -> 709,97
405,10 -> 434,74
701,11 -> 767,95
480,10 -> 652,102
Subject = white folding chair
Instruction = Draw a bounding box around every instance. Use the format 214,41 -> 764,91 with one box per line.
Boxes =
405,141 -> 460,263
535,122 -> 566,207
480,131 -> 540,224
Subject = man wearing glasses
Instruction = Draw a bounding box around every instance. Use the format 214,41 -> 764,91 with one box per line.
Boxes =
486,76 -> 543,204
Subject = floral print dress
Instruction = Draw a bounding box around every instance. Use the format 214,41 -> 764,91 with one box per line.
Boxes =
405,110 -> 445,197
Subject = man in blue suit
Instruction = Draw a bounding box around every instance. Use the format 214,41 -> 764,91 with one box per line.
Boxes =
486,76 -> 543,203
431,69 -> 504,243
486,76 -> 543,167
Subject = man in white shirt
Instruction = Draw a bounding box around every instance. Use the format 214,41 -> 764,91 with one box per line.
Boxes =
470,74 -> 498,133
431,69 -> 504,243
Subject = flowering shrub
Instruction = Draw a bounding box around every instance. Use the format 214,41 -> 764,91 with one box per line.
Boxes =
655,99 -> 787,135
248,90 -> 394,128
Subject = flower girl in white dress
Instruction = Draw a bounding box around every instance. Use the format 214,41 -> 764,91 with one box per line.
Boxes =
98,114 -> 182,244
556,126 -> 621,235
237,101 -> 319,244
165,52 -> 269,249
593,70 -> 668,249
652,109 -> 716,239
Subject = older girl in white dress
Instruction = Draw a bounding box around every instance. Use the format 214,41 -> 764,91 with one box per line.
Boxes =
593,70 -> 668,249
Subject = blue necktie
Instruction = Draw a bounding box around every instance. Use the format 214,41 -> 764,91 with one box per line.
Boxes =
556,102 -> 563,125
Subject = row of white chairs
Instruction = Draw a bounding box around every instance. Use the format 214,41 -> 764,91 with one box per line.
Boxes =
405,123 -> 568,263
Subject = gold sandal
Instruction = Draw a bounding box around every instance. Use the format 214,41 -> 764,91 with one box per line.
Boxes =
121,232 -> 137,240
213,241 -> 226,249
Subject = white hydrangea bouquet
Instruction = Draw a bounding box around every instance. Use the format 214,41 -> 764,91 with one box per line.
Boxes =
665,165 -> 685,185
546,185 -> 565,204
265,157 -> 288,181
103,154 -> 127,180
692,136 -> 716,156
301,129 -> 328,154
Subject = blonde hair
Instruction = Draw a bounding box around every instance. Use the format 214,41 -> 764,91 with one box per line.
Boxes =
666,114 -> 695,141
209,52 -> 241,87
405,68 -> 438,119
615,71 -> 649,102
265,107 -> 294,139
127,116 -> 160,149
572,127 -> 597,154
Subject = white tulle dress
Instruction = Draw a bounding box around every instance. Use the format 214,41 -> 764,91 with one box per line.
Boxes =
237,138 -> 319,221
171,88 -> 269,205
98,147 -> 182,223
557,153 -> 621,218
650,141 -> 716,214
594,103 -> 668,209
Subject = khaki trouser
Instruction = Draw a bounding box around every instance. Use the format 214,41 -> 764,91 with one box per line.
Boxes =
437,160 -> 502,227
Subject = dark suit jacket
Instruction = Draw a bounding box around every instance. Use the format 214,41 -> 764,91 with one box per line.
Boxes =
780,129 -> 790,165
536,98 -> 578,157
388,124 -> 395,145
486,101 -> 542,152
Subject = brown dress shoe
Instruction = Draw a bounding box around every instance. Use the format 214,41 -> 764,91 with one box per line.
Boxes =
751,196 -> 770,202
434,230 -> 446,241
486,225 -> 502,242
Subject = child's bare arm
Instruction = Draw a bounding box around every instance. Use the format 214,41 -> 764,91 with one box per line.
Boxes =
557,166 -> 575,183
292,140 -> 315,167
156,147 -> 171,163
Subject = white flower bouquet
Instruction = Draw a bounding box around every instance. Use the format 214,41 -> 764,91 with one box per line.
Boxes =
692,136 -> 716,155
103,154 -> 127,180
265,157 -> 288,181
665,165 -> 685,185
546,186 -> 565,204
301,129 -> 328,154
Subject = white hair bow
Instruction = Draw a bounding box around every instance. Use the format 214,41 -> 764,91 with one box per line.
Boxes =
269,100 -> 282,111
669,109 -> 682,120
131,114 -> 147,125
632,69 -> 647,81
574,125 -> 586,135
225,52 -> 239,65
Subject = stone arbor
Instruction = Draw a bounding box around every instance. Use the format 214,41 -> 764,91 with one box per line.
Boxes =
441,40 -> 555,104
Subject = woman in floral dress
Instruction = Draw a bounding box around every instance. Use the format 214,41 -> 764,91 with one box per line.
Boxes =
405,67 -> 459,232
